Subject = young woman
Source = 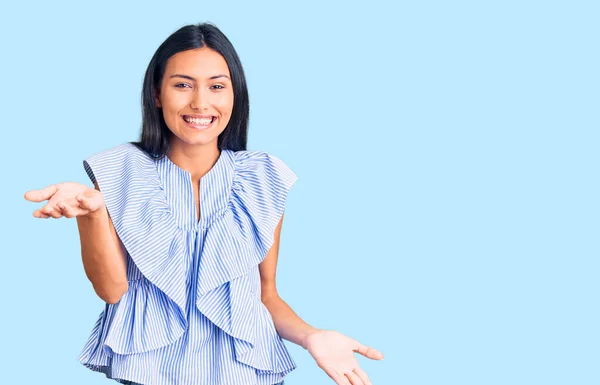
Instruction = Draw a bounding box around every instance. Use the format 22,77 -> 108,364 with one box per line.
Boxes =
24,23 -> 384,385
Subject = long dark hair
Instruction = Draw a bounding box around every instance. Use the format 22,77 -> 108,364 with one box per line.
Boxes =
131,22 -> 249,158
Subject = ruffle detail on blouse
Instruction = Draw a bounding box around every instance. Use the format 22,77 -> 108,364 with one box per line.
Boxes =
195,150 -> 299,372
107,278 -> 188,354
78,278 -> 188,362
80,144 -> 299,375
82,143 -> 189,355
238,296 -> 299,373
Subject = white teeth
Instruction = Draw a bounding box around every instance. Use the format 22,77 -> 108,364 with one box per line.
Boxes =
184,116 -> 213,125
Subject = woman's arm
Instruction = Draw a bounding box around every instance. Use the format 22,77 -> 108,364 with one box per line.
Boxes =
76,181 -> 129,304
260,213 -> 383,385
259,213 -> 319,348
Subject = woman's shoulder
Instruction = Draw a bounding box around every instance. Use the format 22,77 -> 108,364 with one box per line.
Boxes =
85,142 -> 148,162
229,148 -> 299,200
230,149 -> 296,177
82,142 -> 157,187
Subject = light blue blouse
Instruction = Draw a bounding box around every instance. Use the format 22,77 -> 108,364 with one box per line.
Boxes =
77,143 -> 298,385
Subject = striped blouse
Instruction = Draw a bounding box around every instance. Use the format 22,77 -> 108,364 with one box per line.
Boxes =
77,143 -> 298,385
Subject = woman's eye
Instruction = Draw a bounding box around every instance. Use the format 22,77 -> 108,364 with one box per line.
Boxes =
211,85 -> 225,90
175,83 -> 191,88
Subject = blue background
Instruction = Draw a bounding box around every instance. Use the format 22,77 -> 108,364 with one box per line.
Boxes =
2,0 -> 598,384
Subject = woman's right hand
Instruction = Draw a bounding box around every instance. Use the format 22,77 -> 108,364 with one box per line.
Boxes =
24,182 -> 105,219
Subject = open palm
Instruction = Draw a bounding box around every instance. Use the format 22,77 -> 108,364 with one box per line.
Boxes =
305,329 -> 384,385
24,182 -> 104,219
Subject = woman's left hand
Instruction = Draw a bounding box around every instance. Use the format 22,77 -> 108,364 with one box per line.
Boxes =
303,329 -> 384,385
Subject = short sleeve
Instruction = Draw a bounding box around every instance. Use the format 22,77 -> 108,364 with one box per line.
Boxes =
231,151 -> 299,255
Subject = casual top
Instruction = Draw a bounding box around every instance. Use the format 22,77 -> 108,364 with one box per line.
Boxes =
77,143 -> 299,385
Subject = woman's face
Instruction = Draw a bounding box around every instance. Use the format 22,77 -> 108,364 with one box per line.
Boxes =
156,47 -> 234,149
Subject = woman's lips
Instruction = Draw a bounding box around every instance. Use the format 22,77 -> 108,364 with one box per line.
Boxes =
182,115 -> 216,130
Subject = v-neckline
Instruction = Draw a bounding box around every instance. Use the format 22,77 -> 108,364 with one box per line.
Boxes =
156,149 -> 231,231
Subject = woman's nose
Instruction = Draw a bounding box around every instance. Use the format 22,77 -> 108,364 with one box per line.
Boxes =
191,88 -> 209,110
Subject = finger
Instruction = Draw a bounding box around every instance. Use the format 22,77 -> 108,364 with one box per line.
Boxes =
24,184 -> 60,202
352,367 -> 372,385
49,207 -> 63,219
321,365 -> 352,385
354,343 -> 384,360
76,195 -> 93,210
33,209 -> 50,219
41,203 -> 62,219
345,370 -> 365,385
57,202 -> 78,219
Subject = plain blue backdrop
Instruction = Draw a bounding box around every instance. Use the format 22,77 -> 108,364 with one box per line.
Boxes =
2,0 -> 598,384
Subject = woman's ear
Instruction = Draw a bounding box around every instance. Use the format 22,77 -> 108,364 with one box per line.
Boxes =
155,89 -> 162,108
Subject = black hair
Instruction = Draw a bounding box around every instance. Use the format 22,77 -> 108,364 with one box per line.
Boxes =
131,22 -> 249,158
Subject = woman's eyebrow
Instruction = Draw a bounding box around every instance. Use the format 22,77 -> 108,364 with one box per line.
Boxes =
169,74 -> 231,81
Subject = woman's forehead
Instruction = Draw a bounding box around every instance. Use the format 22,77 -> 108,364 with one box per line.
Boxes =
165,48 -> 231,78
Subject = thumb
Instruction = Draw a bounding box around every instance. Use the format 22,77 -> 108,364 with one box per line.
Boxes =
24,184 -> 59,202
354,342 -> 384,360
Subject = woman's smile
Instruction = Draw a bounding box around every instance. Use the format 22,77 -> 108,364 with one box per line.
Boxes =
182,114 -> 217,130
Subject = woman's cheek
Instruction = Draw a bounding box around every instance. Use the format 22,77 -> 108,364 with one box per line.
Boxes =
218,94 -> 235,113
170,93 -> 189,108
